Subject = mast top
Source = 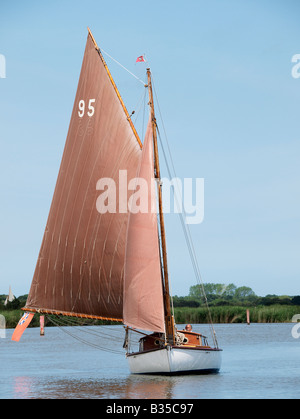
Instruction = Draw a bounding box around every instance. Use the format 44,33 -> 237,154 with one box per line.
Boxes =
87,27 -> 99,50
87,27 -> 142,149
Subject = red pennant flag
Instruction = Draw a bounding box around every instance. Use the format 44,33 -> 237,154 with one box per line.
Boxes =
136,55 -> 145,63
11,312 -> 34,342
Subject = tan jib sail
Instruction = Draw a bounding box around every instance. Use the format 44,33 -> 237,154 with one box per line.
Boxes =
123,119 -> 165,333
25,31 -> 142,321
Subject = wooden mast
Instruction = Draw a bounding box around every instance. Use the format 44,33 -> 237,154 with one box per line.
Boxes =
147,68 -> 175,344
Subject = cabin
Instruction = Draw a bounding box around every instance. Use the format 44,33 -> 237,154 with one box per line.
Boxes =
139,330 -> 211,352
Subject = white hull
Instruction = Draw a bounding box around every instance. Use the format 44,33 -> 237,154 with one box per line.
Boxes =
127,346 -> 222,375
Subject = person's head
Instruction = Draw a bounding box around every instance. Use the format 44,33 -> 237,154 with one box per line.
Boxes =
185,324 -> 192,332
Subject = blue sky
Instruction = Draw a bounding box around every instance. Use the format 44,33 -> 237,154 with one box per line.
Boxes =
0,0 -> 299,298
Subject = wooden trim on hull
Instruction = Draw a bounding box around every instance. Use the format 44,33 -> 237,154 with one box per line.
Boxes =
172,345 -> 223,352
127,345 -> 222,358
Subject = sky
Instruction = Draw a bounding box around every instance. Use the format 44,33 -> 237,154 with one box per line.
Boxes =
0,0 -> 299,298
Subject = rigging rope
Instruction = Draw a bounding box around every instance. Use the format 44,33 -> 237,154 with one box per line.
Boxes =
151,75 -> 219,349
101,49 -> 146,86
46,315 -> 125,354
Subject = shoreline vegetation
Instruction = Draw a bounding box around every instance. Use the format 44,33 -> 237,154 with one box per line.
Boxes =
2,305 -> 300,330
1,283 -> 300,329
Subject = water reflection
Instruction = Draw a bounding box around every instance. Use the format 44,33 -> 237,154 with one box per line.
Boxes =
12,375 -> 176,399
5,324 -> 300,399
124,376 -> 174,399
13,377 -> 34,399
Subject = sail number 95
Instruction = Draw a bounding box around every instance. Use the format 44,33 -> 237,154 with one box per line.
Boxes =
78,99 -> 95,118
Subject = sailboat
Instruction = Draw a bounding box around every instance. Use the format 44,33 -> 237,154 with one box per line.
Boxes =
20,28 -> 222,374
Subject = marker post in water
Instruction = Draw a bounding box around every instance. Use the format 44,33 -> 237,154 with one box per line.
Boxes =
40,316 -> 45,336
246,309 -> 250,325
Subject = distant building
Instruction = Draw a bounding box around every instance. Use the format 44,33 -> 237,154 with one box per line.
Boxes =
4,286 -> 15,306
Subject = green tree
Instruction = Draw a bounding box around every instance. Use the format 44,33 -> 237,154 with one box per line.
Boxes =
189,283 -> 238,299
222,283 -> 237,298
234,286 -> 256,300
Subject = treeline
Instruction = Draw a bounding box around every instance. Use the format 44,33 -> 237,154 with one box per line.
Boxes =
0,294 -> 28,311
2,284 -> 300,311
172,283 -> 300,324
1,285 -> 300,327
173,283 -> 300,308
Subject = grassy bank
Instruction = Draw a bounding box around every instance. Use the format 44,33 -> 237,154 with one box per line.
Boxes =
1,310 -> 24,328
2,305 -> 300,329
174,305 -> 300,324
0,310 -> 42,329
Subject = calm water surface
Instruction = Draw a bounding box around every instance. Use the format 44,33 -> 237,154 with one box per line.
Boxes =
1,323 -> 299,399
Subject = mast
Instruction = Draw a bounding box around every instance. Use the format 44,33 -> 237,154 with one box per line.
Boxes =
146,68 -> 175,344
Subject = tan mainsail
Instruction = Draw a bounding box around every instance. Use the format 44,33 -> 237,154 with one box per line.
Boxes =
25,33 -> 142,321
123,119 -> 165,333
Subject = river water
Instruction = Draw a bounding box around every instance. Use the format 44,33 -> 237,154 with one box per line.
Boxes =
0,323 -> 299,399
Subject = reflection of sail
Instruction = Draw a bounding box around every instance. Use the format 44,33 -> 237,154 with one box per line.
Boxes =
11,375 -> 175,399
124,376 -> 174,399
13,377 -> 33,399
